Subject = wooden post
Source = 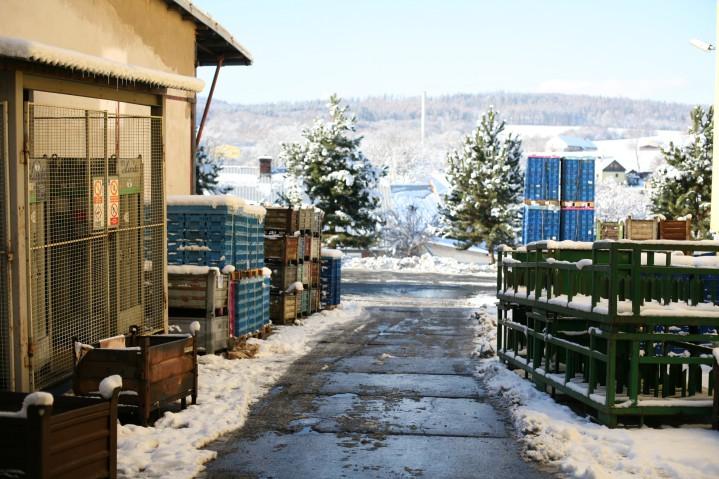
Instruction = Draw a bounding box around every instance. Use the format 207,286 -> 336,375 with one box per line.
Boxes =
713,357 -> 718,430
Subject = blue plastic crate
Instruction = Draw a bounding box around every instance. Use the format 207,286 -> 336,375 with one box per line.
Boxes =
559,208 -> 595,242
522,205 -> 560,244
561,157 -> 595,202
524,156 -> 561,202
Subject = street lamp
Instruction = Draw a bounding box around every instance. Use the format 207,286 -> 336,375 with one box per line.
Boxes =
690,38 -> 715,52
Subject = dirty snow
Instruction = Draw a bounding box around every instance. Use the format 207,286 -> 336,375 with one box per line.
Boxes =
344,253 -> 495,276
117,303 -> 364,478
471,294 -> 719,479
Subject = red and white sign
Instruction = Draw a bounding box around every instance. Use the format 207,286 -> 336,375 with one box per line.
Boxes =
108,177 -> 120,228
92,177 -> 104,231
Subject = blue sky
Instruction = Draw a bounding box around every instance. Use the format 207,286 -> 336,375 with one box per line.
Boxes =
195,0 -> 716,105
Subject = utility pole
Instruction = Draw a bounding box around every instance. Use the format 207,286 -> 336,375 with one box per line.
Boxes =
420,91 -> 426,146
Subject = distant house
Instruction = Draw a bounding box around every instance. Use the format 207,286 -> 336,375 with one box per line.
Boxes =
602,160 -> 627,184
626,169 -> 653,187
545,135 -> 598,153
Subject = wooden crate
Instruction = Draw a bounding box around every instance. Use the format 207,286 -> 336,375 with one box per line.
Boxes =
73,331 -> 198,426
270,293 -> 297,325
298,208 -> 313,231
268,263 -> 297,291
312,209 -> 324,235
264,207 -> 298,234
624,216 -> 658,240
0,390 -> 120,478
597,221 -> 621,240
265,236 -> 299,263
659,219 -> 691,241
304,234 -> 312,259
168,268 -> 228,313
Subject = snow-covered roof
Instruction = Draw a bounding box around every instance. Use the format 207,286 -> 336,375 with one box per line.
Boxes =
602,160 -> 626,173
0,36 -> 205,92
167,0 -> 253,66
546,135 -> 598,152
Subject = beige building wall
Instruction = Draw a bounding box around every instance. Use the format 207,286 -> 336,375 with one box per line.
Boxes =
1,0 -> 197,195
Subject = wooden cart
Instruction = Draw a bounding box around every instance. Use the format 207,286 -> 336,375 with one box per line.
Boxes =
73,329 -> 198,425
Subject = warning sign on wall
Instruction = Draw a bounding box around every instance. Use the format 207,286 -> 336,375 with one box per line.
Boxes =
92,177 -> 105,231
108,177 -> 120,228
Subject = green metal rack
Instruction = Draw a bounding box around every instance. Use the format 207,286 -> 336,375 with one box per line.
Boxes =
497,240 -> 719,427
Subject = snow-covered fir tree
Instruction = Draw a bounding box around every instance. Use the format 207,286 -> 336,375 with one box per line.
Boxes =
650,106 -> 713,238
440,108 -> 523,263
195,145 -> 230,194
280,95 -> 386,248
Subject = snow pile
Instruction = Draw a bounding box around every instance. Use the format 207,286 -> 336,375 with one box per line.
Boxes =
321,248 -> 344,259
0,36 -> 205,92
472,295 -> 719,479
221,265 -> 235,275
344,253 -> 494,275
286,281 -> 304,293
99,375 -> 123,400
167,265 -> 219,276
189,321 -> 201,336
116,303 -> 364,478
0,391 -> 54,418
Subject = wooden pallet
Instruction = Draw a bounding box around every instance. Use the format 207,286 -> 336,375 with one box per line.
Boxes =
561,200 -> 595,208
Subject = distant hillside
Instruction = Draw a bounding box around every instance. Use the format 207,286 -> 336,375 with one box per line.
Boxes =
199,92 -> 696,181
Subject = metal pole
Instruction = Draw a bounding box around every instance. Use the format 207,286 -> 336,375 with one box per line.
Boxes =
196,57 -> 224,147
711,1 -> 719,233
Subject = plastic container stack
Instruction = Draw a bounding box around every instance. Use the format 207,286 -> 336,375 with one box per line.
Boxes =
523,156 -> 561,244
166,195 -> 269,338
522,155 -> 596,244
320,249 -> 342,308
559,156 -> 595,242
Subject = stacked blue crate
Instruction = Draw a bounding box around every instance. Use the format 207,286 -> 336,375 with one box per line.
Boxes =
559,209 -> 595,242
560,157 -> 595,202
262,276 -> 271,324
522,206 -> 560,244
167,203 -> 235,268
320,257 -> 342,307
524,156 -> 561,202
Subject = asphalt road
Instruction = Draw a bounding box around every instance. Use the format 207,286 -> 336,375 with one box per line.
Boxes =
201,270 -> 551,479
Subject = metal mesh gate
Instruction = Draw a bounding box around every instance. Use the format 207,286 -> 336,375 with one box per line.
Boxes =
26,104 -> 165,389
0,102 -> 10,390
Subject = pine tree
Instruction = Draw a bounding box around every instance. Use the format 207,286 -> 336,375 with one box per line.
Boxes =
440,108 -> 524,263
280,95 -> 387,248
195,145 -> 230,194
650,106 -> 713,238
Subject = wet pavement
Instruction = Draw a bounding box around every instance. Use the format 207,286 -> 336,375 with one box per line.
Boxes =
202,271 -> 550,479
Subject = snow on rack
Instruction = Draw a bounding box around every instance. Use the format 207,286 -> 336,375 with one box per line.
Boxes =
117,303 -> 365,478
167,265 -> 220,275
167,195 -> 266,220
471,296 -> 719,479
0,36 -> 204,92
343,253 -> 495,276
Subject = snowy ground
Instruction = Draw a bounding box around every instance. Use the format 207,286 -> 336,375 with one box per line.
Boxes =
343,253 -> 496,276
116,304 -> 364,478
471,300 -> 719,479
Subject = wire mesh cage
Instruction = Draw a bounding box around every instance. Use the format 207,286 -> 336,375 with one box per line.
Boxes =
0,102 -> 11,390
25,103 -> 166,389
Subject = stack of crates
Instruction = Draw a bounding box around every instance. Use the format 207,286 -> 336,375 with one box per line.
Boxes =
320,250 -> 342,308
265,207 -> 300,325
522,156 -> 561,244
559,156 -> 595,242
229,275 -> 267,337
167,199 -> 236,268
299,207 -> 323,314
521,155 -> 596,244
167,196 -> 269,338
